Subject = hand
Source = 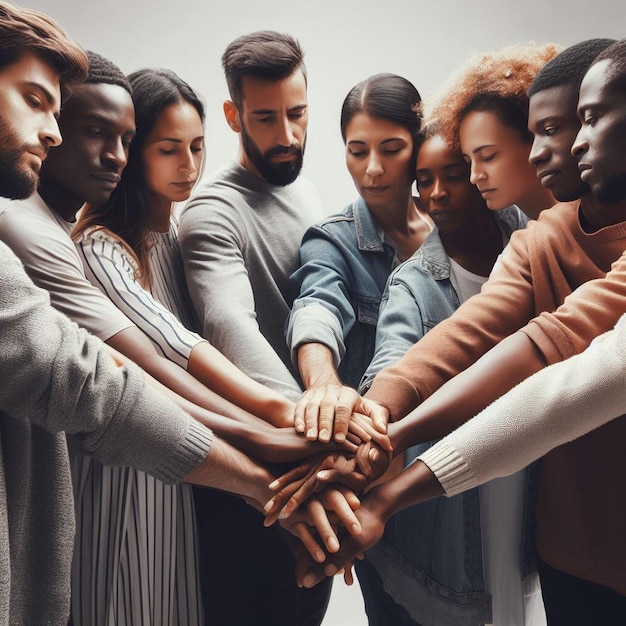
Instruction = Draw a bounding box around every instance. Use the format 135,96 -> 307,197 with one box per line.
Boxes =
264,441 -> 391,525
295,384 -> 388,444
279,485 -> 361,563
297,495 -> 386,588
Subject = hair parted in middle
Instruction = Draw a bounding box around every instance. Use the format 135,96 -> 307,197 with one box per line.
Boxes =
221,30 -> 305,108
423,43 -> 560,149
340,73 -> 423,166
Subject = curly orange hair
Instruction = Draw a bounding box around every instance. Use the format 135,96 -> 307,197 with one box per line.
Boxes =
423,43 -> 561,148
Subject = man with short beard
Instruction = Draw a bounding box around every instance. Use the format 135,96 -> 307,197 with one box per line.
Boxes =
178,30 -> 330,626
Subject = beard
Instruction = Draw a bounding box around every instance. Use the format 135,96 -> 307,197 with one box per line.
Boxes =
0,115 -> 43,199
241,123 -> 304,186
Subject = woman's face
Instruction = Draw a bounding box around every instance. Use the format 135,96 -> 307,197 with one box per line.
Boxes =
142,101 -> 204,207
459,110 -> 539,211
416,135 -> 487,234
344,112 -> 414,211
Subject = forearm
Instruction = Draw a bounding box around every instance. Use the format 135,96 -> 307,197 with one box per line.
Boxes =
184,437 -> 274,506
298,342 -> 342,388
188,341 -> 295,427
388,332 -> 546,453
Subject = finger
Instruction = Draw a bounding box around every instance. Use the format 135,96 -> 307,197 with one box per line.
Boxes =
352,413 -> 393,452
305,499 -> 340,553
319,488 -> 361,536
304,388 -> 325,440
346,417 -> 372,443
318,388 -> 340,444
315,469 -> 368,495
343,561 -> 355,586
333,387 -> 359,443
357,398 -> 389,434
290,521 -> 327,563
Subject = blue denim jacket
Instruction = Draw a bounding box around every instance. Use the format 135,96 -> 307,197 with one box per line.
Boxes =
286,196 -> 398,388
359,206 -> 539,626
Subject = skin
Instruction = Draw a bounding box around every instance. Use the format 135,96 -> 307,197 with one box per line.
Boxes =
224,70 -> 308,183
142,101 -> 204,231
295,113 -> 434,444
460,110 -> 554,219
39,82 -> 136,221
572,59 -> 626,205
416,134 -> 502,276
0,51 -> 62,199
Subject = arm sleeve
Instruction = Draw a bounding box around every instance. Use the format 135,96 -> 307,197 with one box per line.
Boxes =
521,250 -> 626,362
77,230 -> 204,369
366,229 -> 536,419
420,316 -> 626,496
0,242 -> 212,483
361,265 -> 439,391
286,225 -> 357,367
179,199 -> 302,400
0,203 -> 133,341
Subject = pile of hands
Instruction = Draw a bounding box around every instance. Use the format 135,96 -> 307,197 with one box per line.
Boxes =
262,384 -> 395,589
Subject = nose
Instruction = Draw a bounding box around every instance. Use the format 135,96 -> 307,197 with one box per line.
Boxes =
571,130 -> 588,159
276,115 -> 296,147
469,161 -> 484,185
366,151 -> 384,177
180,149 -> 198,176
529,137 -> 549,167
41,112 -> 62,148
430,177 -> 448,201
102,137 -> 128,170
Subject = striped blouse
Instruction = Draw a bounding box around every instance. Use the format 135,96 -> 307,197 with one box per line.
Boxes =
71,217 -> 204,625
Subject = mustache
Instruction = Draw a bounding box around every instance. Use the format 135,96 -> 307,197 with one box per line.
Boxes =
264,143 -> 302,159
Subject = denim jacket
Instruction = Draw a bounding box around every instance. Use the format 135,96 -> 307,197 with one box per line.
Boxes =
286,196 -> 398,388
359,206 -> 539,626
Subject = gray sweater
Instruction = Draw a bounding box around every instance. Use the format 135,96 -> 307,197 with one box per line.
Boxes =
179,160 -> 324,401
0,241 -> 212,625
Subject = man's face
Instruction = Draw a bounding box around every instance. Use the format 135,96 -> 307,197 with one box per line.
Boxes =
236,70 -> 307,186
573,59 -> 626,203
40,81 -> 135,209
528,85 -> 588,202
0,51 -> 62,199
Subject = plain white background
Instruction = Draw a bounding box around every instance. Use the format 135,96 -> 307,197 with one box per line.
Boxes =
22,1 -> 626,623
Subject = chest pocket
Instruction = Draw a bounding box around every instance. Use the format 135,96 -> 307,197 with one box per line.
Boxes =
356,297 -> 380,326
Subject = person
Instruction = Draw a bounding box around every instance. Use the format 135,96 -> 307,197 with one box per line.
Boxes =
0,48 -> 347,625
69,67 -> 304,625
177,31 -> 331,625
283,38 -> 626,625
286,73 -> 430,449
0,4 -> 276,623
430,43 -> 559,220
354,124 -> 529,625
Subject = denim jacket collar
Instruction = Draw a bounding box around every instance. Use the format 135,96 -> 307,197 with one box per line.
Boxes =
352,197 -> 386,253
414,227 -> 451,281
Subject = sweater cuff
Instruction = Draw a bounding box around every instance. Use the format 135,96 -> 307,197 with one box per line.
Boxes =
158,420 -> 213,484
418,442 -> 478,497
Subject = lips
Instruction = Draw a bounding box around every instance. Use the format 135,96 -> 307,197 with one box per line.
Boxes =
538,170 -> 559,186
478,187 -> 496,197
171,181 -> 196,190
363,186 -> 390,194
93,172 -> 121,184
578,163 -> 592,181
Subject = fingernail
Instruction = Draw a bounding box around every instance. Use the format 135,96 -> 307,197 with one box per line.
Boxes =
328,537 -> 339,552
334,432 -> 346,443
303,574 -> 316,588
319,429 -> 330,442
315,550 -> 325,562
263,500 -> 274,513
268,479 -> 279,489
351,523 -> 361,534
317,470 -> 330,480
325,564 -> 337,576
306,429 -> 316,439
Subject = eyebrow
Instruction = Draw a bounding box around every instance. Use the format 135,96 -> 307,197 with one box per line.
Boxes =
156,136 -> 205,143
251,104 -> 307,115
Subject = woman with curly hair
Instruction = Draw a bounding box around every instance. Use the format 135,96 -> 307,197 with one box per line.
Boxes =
426,43 -> 560,219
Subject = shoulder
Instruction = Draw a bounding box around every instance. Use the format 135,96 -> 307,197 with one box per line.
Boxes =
77,225 -> 141,273
493,205 -> 529,233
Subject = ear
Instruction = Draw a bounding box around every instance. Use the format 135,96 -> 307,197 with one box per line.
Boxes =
223,100 -> 241,133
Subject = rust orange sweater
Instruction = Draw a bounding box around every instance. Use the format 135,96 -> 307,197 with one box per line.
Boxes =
367,200 -> 626,594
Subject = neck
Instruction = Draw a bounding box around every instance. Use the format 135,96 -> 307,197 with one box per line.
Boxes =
579,192 -> 626,233
516,185 -> 555,220
147,193 -> 173,233
38,177 -> 83,222
369,193 -> 420,234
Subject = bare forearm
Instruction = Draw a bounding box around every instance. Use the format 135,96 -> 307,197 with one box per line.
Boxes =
389,332 -> 546,453
298,343 -> 342,388
188,341 -> 295,427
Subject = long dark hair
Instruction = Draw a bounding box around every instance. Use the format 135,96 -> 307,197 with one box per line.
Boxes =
340,73 -> 423,167
75,68 -> 204,279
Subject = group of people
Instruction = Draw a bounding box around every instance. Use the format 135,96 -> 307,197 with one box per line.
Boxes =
1,2 -> 625,625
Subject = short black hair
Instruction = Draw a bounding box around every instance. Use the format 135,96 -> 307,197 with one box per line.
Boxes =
222,31 -> 305,107
529,38 -> 616,97
85,50 -> 131,94
592,38 -> 626,96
